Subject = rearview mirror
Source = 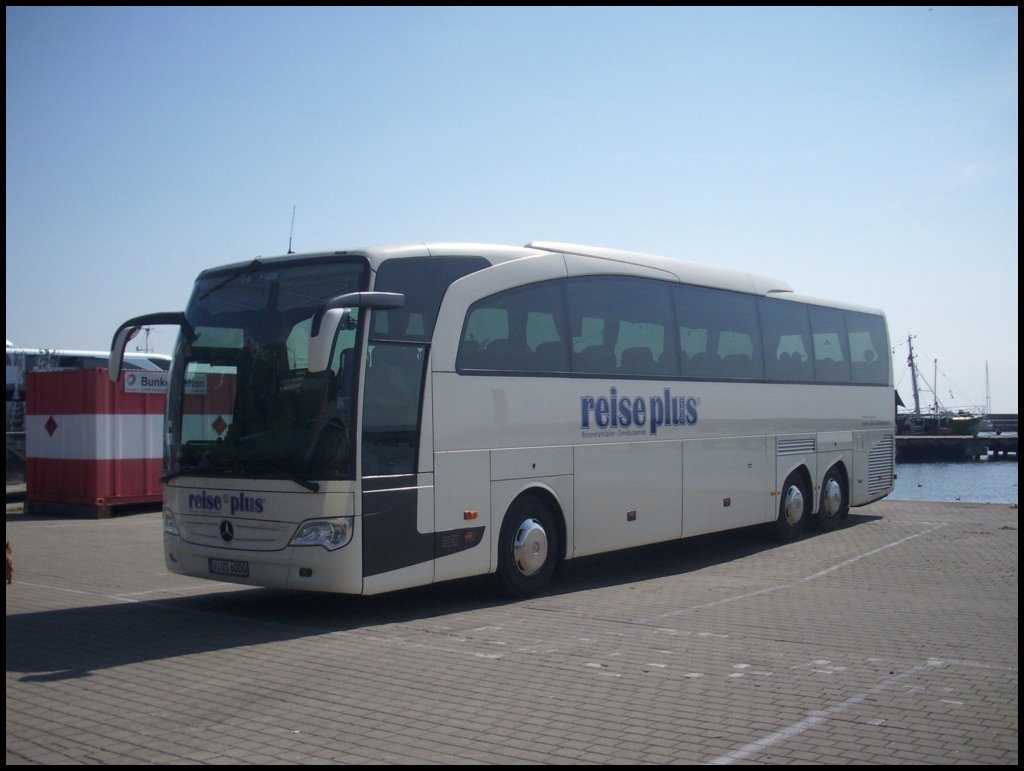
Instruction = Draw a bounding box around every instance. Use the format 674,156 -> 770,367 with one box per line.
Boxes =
109,312 -> 194,381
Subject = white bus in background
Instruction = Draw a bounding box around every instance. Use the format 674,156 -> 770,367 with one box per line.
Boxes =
109,242 -> 895,598
6,345 -> 171,405
6,345 -> 170,381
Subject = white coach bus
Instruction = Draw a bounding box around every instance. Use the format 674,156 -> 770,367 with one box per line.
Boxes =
110,242 -> 895,597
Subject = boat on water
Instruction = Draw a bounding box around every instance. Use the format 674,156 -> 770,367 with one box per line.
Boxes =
896,335 -> 984,437
896,409 -> 985,436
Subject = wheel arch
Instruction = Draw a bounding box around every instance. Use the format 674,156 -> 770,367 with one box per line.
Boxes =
779,462 -> 814,510
490,483 -> 567,598
504,484 -> 568,565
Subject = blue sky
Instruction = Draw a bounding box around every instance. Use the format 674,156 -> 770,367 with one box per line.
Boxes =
6,7 -> 1018,412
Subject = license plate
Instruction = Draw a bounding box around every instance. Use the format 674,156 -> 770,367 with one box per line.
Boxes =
208,558 -> 249,577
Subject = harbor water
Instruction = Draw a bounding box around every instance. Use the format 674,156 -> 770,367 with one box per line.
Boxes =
891,455 -> 1018,505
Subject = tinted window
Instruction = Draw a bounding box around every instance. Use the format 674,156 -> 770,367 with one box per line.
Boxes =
374,256 -> 490,342
675,285 -> 763,380
759,298 -> 814,382
457,281 -> 568,373
565,276 -> 677,377
809,306 -> 851,383
846,310 -> 890,385
455,275 -> 889,388
362,342 -> 426,475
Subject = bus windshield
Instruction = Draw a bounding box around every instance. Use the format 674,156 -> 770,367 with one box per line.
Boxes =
167,256 -> 369,483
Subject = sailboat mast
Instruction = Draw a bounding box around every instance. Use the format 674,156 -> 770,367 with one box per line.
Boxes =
907,335 -> 922,417
985,362 -> 991,415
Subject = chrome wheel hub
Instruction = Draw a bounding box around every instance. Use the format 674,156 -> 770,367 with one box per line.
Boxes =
822,478 -> 843,518
783,484 -> 805,526
512,518 -> 548,577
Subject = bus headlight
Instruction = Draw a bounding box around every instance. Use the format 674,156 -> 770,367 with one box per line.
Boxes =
163,510 -> 180,537
289,517 -> 354,551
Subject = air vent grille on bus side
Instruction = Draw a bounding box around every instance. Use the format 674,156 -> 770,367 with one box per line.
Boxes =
868,435 -> 895,495
777,437 -> 816,456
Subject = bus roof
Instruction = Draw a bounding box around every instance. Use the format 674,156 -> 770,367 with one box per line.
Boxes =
527,241 -> 793,297
200,241 -> 792,295
193,241 -> 884,315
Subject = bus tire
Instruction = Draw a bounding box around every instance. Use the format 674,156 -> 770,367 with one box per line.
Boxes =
775,471 -> 808,542
815,467 -> 848,531
494,494 -> 559,599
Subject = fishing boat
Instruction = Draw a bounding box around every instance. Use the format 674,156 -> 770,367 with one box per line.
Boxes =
896,336 -> 984,436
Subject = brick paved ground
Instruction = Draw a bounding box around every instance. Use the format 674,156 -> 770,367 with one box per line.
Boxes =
5,498 -> 1018,764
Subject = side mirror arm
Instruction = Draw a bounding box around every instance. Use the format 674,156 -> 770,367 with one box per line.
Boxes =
109,312 -> 194,381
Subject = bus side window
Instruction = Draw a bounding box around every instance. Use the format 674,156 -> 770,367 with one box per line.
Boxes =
620,346 -> 658,375
846,312 -> 890,385
571,316 -> 615,375
457,281 -> 567,375
526,308 -> 568,373
687,351 -> 717,378
532,340 -> 569,373
481,339 -> 530,371
809,306 -> 852,383
566,276 -> 676,378
759,298 -> 814,383
362,343 -> 424,475
678,326 -> 708,377
574,344 -> 616,375
458,306 -> 509,371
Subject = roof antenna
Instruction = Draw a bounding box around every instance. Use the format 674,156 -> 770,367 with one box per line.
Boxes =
287,205 -> 296,254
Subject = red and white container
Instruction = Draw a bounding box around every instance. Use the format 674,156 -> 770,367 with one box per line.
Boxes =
25,369 -> 166,516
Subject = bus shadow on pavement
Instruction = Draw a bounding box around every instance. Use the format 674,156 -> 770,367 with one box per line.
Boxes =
553,511 -> 881,595
6,514 -> 880,683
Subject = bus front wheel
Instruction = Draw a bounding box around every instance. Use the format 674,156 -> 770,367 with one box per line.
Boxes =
494,495 -> 559,599
775,472 -> 808,541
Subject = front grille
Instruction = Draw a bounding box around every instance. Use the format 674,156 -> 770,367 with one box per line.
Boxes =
178,516 -> 293,551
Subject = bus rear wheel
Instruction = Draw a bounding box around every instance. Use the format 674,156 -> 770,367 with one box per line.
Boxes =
494,495 -> 559,599
775,472 -> 808,541
815,467 -> 848,531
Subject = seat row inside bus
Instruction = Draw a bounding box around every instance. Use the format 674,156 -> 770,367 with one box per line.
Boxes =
459,338 -> 767,380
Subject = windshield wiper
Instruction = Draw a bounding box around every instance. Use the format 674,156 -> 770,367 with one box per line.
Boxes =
160,467 -> 317,491
290,476 -> 320,493
241,460 -> 322,493
198,256 -> 263,300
